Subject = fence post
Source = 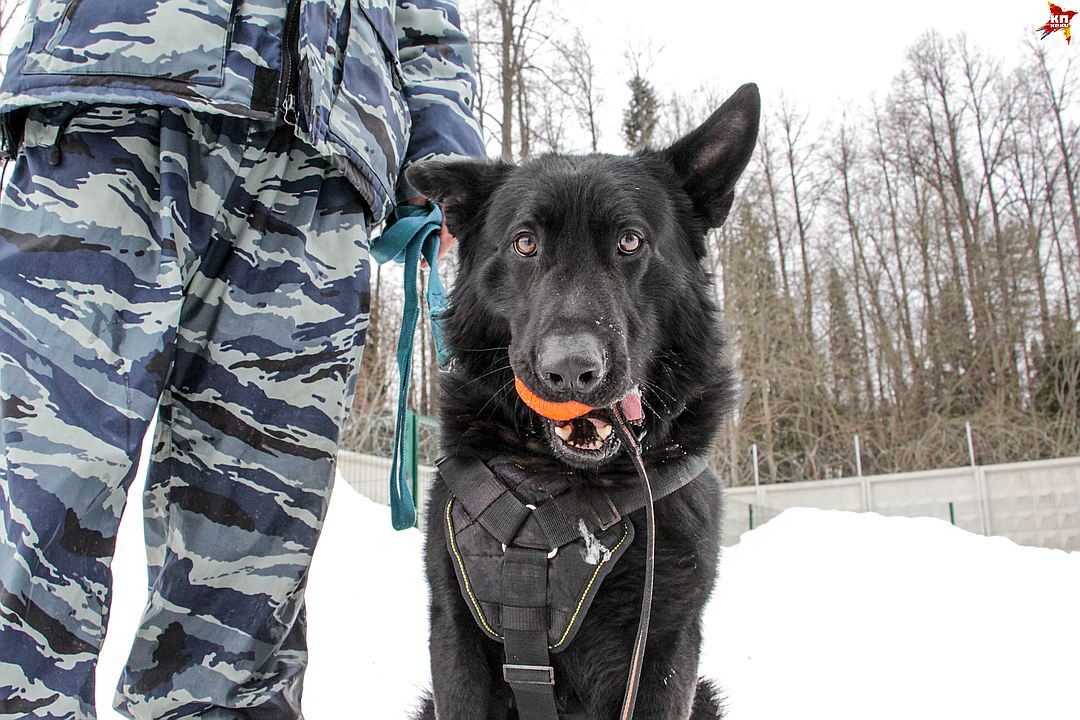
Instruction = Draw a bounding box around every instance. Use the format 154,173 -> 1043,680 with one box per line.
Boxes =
966,423 -> 992,536
948,501 -> 956,526
751,443 -> 767,509
854,433 -> 863,477
965,422 -> 977,467
751,443 -> 760,488
854,433 -> 871,511
975,466 -> 993,536
749,503 -> 754,530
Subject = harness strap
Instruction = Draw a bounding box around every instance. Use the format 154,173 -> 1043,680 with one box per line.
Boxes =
531,500 -> 577,547
607,454 -> 708,515
439,454 -> 707,551
502,546 -> 560,720
437,455 -> 531,545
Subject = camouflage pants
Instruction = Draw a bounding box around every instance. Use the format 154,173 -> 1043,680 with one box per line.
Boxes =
0,105 -> 371,719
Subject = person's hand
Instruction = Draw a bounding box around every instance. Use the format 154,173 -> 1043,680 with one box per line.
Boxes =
406,196 -> 455,263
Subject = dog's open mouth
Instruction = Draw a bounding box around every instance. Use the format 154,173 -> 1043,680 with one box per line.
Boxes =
545,390 -> 644,464
553,411 -> 616,451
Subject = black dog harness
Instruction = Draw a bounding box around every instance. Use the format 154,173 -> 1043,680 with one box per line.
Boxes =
438,446 -> 708,719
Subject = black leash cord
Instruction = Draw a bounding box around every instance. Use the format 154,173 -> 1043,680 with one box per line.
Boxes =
610,405 -> 655,720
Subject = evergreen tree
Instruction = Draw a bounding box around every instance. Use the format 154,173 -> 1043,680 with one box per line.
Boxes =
827,267 -> 860,408
622,72 -> 659,152
1033,317 -> 1080,418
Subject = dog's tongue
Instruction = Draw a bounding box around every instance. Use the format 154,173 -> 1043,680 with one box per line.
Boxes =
618,389 -> 644,423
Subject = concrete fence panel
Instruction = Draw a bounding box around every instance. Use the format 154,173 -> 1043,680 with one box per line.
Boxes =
865,468 -> 983,534
721,457 -> 1080,551
337,448 -> 1080,551
982,458 -> 1080,551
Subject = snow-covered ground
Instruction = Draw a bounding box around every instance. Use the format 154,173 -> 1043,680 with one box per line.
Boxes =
99,475 -> 1080,719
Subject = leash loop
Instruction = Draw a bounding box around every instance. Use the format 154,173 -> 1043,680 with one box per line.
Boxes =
369,201 -> 453,529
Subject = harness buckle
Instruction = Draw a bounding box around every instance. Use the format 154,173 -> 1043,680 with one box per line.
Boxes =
503,663 -> 556,686
590,493 -> 622,531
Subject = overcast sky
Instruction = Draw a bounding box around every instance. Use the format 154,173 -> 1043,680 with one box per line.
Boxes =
0,0 -> 1068,155
555,0 -> 1064,154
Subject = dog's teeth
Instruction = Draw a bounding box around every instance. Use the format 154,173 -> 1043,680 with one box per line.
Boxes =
554,423 -> 572,441
597,424 -> 613,440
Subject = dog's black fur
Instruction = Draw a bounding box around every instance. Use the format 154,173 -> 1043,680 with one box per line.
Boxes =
407,83 -> 760,720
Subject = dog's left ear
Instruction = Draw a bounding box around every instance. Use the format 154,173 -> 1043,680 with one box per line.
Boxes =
657,83 -> 760,229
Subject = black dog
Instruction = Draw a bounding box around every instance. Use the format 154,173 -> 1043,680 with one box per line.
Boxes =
407,83 -> 760,720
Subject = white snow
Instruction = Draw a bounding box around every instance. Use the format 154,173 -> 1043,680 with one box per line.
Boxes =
99,478 -> 1080,719
704,508 -> 1080,720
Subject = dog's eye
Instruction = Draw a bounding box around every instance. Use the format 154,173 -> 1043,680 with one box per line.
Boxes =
618,231 -> 643,255
513,233 -> 538,257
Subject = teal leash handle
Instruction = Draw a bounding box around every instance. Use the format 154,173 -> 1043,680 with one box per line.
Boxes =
370,202 -> 453,529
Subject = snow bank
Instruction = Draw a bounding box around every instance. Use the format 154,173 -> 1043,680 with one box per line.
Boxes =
702,508 -> 1080,720
100,482 -> 1080,719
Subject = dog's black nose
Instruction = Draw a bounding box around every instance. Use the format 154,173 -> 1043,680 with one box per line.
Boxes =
536,334 -> 606,395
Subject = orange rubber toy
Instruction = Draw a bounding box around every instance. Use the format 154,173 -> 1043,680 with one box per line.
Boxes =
514,376 -> 592,421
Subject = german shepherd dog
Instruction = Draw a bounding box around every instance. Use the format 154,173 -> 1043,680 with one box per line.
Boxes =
407,83 -> 760,720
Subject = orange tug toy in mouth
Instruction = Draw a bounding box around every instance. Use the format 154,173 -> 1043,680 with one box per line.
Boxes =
514,376 -> 644,452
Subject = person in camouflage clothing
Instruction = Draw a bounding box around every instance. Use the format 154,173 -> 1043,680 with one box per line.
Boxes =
0,2 -> 485,718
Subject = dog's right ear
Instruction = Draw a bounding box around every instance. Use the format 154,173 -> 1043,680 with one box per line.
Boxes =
406,159 -> 512,239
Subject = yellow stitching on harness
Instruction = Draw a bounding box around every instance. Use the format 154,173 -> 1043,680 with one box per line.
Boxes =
446,498 -> 632,650
550,521 -> 631,650
446,498 -> 502,639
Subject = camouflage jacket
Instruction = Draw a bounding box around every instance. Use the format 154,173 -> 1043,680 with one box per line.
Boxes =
0,0 -> 485,221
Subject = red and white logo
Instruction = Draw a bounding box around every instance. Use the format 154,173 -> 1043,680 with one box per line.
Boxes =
1038,2 -> 1078,44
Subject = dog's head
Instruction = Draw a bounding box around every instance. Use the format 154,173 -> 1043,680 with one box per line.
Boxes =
408,84 -> 759,469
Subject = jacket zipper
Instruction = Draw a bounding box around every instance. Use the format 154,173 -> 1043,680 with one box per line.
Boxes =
279,0 -> 302,126
43,0 -> 81,54
354,3 -> 404,91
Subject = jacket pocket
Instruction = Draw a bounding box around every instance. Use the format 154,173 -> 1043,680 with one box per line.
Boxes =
323,0 -> 409,192
23,0 -> 238,87
291,0 -> 407,214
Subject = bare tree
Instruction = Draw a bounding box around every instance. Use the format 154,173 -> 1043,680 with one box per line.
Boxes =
694,31 -> 1080,484
1030,39 -> 1080,269
0,0 -> 26,67
493,0 -> 542,160
777,98 -> 824,340
552,30 -> 602,152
